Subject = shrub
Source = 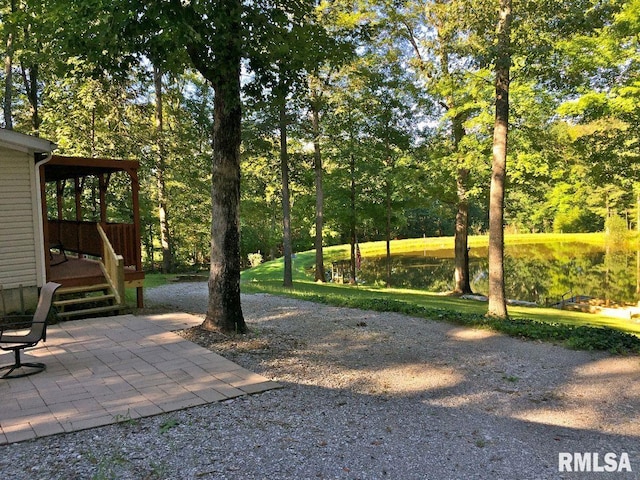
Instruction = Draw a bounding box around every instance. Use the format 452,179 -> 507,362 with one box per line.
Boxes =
248,252 -> 264,268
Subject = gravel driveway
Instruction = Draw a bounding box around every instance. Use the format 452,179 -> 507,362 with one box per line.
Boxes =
3,281 -> 640,479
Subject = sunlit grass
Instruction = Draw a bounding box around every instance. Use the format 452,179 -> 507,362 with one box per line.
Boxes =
328,232 -> 607,258
125,271 -> 182,305
241,232 -> 640,353
242,278 -> 640,336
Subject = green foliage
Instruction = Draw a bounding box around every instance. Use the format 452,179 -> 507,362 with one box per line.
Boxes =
553,206 -> 599,233
564,326 -> 640,354
159,418 -> 180,434
5,0 -> 639,274
605,214 -> 629,244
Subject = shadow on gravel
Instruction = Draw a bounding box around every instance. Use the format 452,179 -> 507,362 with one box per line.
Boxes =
139,285 -> 640,479
2,380 -> 638,480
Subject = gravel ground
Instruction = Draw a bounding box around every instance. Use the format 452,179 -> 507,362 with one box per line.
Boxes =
2,281 -> 640,479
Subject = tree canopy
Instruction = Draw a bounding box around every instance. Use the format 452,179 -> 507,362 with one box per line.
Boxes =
2,0 -> 638,321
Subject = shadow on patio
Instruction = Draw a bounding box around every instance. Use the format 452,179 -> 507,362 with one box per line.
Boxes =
0,313 -> 280,444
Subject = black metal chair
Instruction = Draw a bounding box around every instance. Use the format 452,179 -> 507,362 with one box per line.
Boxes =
0,282 -> 61,379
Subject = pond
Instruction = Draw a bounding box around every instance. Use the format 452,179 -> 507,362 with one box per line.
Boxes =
357,241 -> 640,306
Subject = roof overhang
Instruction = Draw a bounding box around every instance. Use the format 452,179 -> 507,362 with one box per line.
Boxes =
0,128 -> 56,155
44,155 -> 140,182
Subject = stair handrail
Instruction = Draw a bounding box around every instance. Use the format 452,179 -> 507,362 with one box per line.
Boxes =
97,224 -> 125,305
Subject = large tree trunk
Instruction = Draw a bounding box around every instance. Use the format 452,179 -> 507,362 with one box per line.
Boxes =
190,0 -> 246,334
280,97 -> 293,287
311,100 -> 325,282
488,0 -> 512,318
153,65 -> 175,273
204,76 -> 246,332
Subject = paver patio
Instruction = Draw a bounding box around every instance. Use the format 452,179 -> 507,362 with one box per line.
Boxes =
0,313 -> 280,445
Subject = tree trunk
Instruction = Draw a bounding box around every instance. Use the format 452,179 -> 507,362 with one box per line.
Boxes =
311,101 -> 325,282
20,63 -> 39,134
349,151 -> 357,283
385,133 -> 393,288
386,179 -> 392,288
280,97 -> 293,287
453,110 -> 472,294
91,108 -> 96,156
488,0 -> 512,318
18,2 -> 39,133
154,65 -> 175,273
454,166 -> 472,294
189,0 -> 246,334
433,18 -> 472,295
3,0 -> 15,130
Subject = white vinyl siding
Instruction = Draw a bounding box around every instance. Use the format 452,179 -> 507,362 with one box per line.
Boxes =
0,148 -> 39,288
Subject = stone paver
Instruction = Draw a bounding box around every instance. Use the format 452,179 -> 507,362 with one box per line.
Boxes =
0,313 -> 280,444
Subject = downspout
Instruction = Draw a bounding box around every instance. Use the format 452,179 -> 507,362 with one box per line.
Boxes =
34,146 -> 56,287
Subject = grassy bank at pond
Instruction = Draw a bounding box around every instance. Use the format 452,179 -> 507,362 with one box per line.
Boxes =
242,232 -> 640,355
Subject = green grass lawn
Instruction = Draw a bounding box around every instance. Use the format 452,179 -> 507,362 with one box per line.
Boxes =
241,233 -> 640,354
124,271 -> 181,305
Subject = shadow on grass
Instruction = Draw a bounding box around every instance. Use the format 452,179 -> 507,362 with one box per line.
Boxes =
242,279 -> 640,355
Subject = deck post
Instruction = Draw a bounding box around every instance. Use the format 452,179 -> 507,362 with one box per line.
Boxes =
130,169 -> 144,308
99,174 -> 108,224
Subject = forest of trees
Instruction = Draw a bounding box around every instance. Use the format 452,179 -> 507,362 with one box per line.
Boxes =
2,1 -> 639,324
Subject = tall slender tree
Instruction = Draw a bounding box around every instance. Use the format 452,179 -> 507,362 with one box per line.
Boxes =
385,0 -> 483,294
308,0 -> 360,282
487,0 -> 512,318
310,74 -> 326,282
2,0 -> 16,129
246,0 -> 340,287
278,85 -> 294,287
153,65 -> 175,274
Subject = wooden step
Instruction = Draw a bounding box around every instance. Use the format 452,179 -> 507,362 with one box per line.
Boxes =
53,281 -> 123,321
55,304 -> 123,320
54,294 -> 116,308
56,283 -> 111,296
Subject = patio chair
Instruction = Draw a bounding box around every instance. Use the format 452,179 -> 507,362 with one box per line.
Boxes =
0,282 -> 61,379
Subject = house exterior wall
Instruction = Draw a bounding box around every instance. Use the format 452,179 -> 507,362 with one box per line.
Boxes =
0,146 -> 42,313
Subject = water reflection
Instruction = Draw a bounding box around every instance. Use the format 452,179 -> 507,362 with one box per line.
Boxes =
357,242 -> 639,305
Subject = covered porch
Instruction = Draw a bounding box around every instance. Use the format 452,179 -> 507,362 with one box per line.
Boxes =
40,155 -> 145,317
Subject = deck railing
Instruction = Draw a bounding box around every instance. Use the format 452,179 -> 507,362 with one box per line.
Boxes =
48,220 -> 138,267
49,220 -> 102,257
97,224 -> 125,305
102,223 -> 137,267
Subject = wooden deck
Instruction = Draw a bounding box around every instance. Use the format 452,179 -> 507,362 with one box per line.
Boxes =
49,253 -> 143,289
